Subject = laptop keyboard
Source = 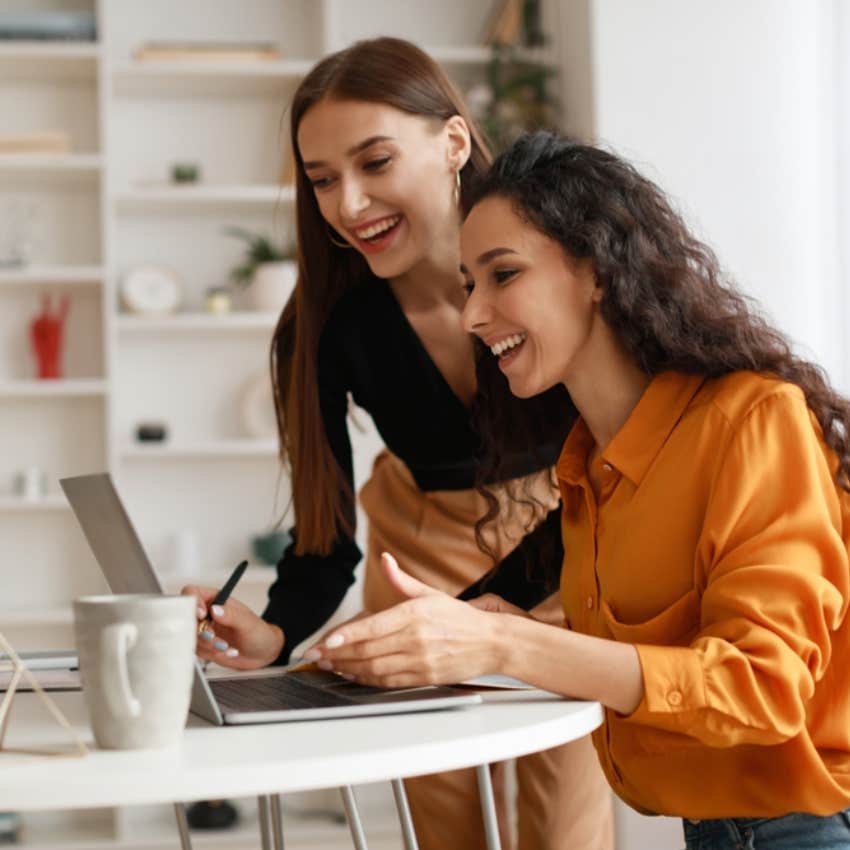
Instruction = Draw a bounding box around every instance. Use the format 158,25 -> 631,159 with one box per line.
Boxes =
209,670 -> 390,712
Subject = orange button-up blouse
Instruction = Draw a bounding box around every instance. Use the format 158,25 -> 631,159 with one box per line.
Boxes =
557,371 -> 850,818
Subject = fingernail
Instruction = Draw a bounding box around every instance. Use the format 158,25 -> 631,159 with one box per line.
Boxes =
317,659 -> 333,670
200,630 -> 215,642
303,648 -> 321,662
213,639 -> 228,651
325,633 -> 345,649
225,648 -> 239,658
340,672 -> 355,680
196,606 -> 205,619
211,605 -> 224,618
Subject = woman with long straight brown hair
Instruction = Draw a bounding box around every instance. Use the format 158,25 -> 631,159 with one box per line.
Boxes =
183,40 -> 612,850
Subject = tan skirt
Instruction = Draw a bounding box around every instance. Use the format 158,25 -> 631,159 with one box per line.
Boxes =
358,451 -> 613,850
360,450 -> 560,613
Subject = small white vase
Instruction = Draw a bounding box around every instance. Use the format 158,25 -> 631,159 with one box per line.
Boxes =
249,260 -> 297,313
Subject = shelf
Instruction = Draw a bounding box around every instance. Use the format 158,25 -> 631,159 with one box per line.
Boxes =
115,797 -> 400,850
429,44 -> 557,67
0,154 -> 101,186
0,42 -> 100,80
112,59 -> 314,96
0,265 -> 104,287
0,495 -> 69,512
0,379 -> 107,398
114,184 -> 293,211
117,313 -> 278,332
428,45 -> 492,64
121,440 -> 278,459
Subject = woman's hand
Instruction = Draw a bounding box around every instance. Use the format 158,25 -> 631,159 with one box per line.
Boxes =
181,585 -> 285,671
302,553 -> 507,688
467,593 -> 530,617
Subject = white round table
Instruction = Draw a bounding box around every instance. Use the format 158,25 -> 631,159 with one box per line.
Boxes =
1,691 -> 603,849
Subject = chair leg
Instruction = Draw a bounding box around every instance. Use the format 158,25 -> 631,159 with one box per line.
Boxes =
476,764 -> 503,850
258,795 -> 272,850
339,785 -> 369,850
173,803 -> 193,850
391,778 -> 419,850
269,792 -> 285,850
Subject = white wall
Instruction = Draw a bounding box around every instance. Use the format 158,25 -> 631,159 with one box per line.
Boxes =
556,2 -> 848,848
563,0 -> 846,390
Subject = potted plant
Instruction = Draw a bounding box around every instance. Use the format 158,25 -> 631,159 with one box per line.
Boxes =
224,226 -> 297,313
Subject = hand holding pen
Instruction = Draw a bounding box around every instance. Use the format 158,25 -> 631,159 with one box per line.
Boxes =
181,560 -> 286,671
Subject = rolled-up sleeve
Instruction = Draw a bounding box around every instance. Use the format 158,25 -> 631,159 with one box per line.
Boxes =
627,391 -> 849,747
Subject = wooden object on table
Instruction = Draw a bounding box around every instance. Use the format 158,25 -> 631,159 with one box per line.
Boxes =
0,632 -> 88,758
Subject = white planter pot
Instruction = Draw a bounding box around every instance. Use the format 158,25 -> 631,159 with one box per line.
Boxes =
250,260 -> 297,312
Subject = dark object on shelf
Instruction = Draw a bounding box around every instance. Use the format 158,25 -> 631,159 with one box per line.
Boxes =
522,0 -> 545,47
0,12 -> 96,42
0,811 -> 21,844
251,530 -> 292,566
186,800 -> 239,831
171,162 -> 201,184
136,422 -> 168,443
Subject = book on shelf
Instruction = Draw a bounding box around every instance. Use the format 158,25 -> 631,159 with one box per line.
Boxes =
0,11 -> 96,42
133,41 -> 283,63
0,131 -> 70,155
0,649 -> 78,673
0,649 -> 80,692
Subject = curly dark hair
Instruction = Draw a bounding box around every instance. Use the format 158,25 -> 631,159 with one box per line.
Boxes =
470,131 -> 850,553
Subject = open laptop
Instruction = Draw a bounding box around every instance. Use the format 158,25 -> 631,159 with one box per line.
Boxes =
60,473 -> 481,725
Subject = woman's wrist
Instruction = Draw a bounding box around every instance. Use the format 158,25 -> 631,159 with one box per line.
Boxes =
262,622 -> 286,665
488,612 -> 528,679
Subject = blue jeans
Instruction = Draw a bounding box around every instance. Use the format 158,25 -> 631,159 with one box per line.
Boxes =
682,810 -> 850,850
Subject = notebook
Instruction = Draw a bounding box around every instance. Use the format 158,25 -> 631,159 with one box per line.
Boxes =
59,473 -> 481,725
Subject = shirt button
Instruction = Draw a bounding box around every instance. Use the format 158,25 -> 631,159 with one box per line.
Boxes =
586,596 -> 594,609
602,463 -> 613,473
667,690 -> 683,706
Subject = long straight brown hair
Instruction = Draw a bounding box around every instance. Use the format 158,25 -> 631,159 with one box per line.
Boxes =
272,38 -> 492,555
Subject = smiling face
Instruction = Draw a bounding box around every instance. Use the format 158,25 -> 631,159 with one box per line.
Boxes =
297,98 -> 468,280
460,195 -> 603,398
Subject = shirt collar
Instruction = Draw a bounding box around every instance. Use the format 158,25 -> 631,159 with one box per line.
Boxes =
557,372 -> 706,487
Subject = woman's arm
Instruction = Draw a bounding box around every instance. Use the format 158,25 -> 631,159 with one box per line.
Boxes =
306,553 -> 644,714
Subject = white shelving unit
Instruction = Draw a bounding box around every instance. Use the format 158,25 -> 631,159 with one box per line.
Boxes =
1,1 -> 563,847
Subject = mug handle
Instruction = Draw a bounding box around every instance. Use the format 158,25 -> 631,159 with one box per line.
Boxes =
101,622 -> 142,719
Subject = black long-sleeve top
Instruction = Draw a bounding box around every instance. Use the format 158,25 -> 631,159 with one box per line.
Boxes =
262,278 -> 565,662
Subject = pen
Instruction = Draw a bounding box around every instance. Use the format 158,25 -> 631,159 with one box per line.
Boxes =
197,560 -> 249,636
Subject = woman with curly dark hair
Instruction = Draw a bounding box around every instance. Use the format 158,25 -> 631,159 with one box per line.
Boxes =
308,132 -> 850,849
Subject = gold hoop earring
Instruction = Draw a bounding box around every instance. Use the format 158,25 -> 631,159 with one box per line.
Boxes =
326,225 -> 352,250
454,170 -> 462,207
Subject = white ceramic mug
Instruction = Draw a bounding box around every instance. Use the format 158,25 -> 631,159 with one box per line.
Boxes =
73,594 -> 195,750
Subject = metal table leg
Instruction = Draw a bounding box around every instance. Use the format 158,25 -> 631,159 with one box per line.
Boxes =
476,764 -> 502,850
173,803 -> 193,850
258,795 -> 272,850
340,785 -> 369,850
270,793 -> 285,850
391,779 -> 419,850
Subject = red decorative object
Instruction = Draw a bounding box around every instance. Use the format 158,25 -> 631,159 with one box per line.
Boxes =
29,294 -> 70,380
